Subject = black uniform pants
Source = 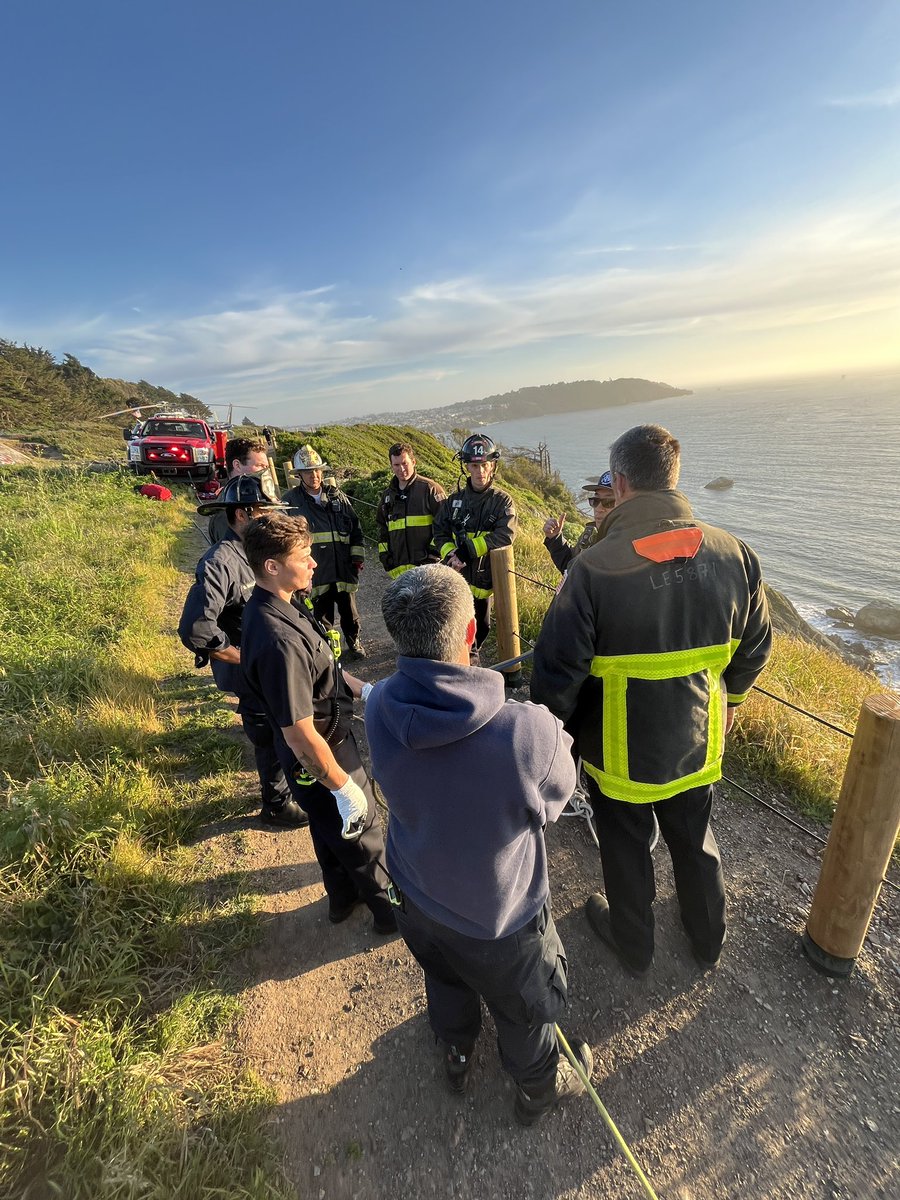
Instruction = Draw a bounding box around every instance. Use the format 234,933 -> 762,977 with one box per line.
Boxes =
237,701 -> 291,809
586,780 -> 726,971
396,897 -> 567,1091
473,595 -> 492,649
278,730 -> 393,927
313,585 -> 360,647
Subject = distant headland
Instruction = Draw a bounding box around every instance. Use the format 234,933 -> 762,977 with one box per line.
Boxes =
344,378 -> 691,435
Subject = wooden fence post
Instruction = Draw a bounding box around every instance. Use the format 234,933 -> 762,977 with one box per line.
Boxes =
490,544 -> 524,688
802,693 -> 900,976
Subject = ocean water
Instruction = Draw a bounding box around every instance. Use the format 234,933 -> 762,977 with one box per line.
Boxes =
487,370 -> 900,688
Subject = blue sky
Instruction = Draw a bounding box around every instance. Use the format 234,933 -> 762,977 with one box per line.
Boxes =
2,0 -> 898,423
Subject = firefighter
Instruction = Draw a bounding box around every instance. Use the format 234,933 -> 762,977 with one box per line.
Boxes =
375,441 -> 446,578
532,424 -> 772,976
179,475 -> 308,828
282,445 -> 367,661
206,437 -> 271,545
433,434 -> 517,659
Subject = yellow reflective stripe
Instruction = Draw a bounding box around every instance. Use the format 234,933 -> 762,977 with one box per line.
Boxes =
387,563 -> 416,578
378,541 -> 389,553
602,675 -> 629,780
350,544 -> 364,557
589,639 -> 740,681
727,690 -> 749,705
582,758 -> 723,804
309,583 -> 331,598
335,580 -> 359,594
439,541 -> 456,559
311,530 -> 351,546
469,584 -> 493,599
470,535 -> 488,557
588,639 -> 740,798
387,515 -> 434,531
705,670 -> 724,770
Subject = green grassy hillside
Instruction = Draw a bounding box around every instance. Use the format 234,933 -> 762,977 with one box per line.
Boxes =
0,468 -> 288,1198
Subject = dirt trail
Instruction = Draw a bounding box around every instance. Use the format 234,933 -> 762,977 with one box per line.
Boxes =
195,554 -> 899,1200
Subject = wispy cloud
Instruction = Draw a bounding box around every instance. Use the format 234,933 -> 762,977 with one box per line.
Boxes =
826,84 -> 900,109
43,200 -> 900,417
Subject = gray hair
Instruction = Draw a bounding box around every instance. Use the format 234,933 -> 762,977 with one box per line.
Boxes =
381,565 -> 474,662
609,424 -> 681,491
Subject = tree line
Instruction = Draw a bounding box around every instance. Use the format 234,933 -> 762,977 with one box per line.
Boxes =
0,339 -> 211,427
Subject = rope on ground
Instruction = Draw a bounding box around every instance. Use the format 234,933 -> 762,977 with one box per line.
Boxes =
555,1025 -> 659,1200
722,773 -> 900,896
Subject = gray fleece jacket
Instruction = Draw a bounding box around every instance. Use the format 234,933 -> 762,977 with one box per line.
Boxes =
365,657 -> 575,939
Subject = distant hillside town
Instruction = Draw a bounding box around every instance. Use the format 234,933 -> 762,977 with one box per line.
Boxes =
338,377 -> 691,435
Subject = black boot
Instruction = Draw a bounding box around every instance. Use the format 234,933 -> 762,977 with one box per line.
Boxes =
260,797 -> 309,828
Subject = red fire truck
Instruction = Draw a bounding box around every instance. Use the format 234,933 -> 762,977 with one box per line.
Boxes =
125,413 -> 228,483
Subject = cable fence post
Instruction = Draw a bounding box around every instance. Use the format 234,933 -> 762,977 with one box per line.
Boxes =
802,693 -> 900,976
490,544 -> 524,688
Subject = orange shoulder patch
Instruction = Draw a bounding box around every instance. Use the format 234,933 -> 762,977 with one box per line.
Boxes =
632,527 -> 704,563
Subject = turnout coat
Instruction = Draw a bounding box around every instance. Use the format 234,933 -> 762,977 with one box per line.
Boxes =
531,491 -> 772,804
282,483 -> 364,600
375,473 -> 446,577
433,480 -> 517,599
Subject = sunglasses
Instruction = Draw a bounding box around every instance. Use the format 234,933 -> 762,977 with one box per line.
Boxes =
588,496 -> 615,510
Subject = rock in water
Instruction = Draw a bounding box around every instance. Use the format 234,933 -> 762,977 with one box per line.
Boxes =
825,606 -> 855,626
853,601 -> 900,639
704,476 -> 734,490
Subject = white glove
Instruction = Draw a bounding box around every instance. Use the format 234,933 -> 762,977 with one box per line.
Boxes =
360,682 -> 374,704
331,775 -> 368,840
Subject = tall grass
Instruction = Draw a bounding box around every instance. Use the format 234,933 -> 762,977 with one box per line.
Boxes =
0,468 -> 289,1199
725,632 -> 878,822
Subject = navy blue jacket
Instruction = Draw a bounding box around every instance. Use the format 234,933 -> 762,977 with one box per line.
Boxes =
365,657 -> 575,939
178,530 -> 255,699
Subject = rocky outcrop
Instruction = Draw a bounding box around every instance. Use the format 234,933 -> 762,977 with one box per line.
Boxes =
765,586 -> 875,671
766,586 -> 832,650
825,606 -> 855,627
704,476 -> 734,490
853,601 -> 900,640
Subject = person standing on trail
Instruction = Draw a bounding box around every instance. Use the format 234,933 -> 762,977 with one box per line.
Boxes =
206,437 -> 272,545
365,565 -> 593,1125
432,434 -> 517,663
179,476 -> 308,829
542,469 -> 616,575
282,445 -> 367,661
375,442 -> 446,578
532,424 -> 772,978
240,512 -> 396,936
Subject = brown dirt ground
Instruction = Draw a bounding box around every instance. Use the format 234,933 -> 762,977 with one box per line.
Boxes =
186,547 -> 900,1200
